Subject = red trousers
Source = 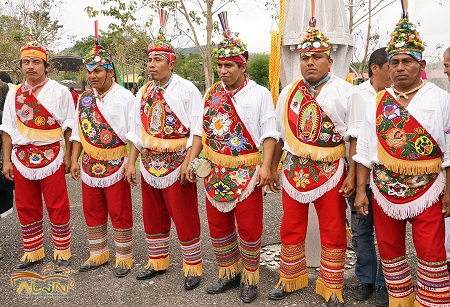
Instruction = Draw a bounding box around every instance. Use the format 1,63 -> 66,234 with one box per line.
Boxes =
14,165 -> 71,260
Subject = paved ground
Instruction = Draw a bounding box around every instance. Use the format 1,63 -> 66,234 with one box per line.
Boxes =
0,173 -> 419,306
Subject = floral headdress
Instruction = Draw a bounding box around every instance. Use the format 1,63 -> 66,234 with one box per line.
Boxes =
212,11 -> 247,62
386,0 -> 424,62
148,9 -> 176,62
20,32 -> 49,62
297,17 -> 331,55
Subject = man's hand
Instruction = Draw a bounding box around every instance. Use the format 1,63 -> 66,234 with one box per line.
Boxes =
179,158 -> 190,185
442,190 -> 450,218
70,161 -> 81,180
63,154 -> 71,174
123,162 -> 138,187
354,190 -> 369,216
2,161 -> 14,181
256,164 -> 271,188
339,173 -> 356,198
268,170 -> 282,193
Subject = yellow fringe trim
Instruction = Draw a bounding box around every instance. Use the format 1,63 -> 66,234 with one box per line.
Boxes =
276,273 -> 308,292
145,256 -> 170,271
20,247 -> 45,263
283,81 -> 346,162
316,278 -> 344,303
218,259 -> 243,280
84,250 -> 110,266
377,143 -> 441,176
79,131 -> 127,160
141,128 -> 188,152
115,256 -> 133,269
17,120 -> 63,141
391,292 -> 415,307
202,133 -> 261,167
242,268 -> 260,286
183,262 -> 203,277
54,247 -> 71,261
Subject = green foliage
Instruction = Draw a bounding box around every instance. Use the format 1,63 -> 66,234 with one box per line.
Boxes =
247,53 -> 270,88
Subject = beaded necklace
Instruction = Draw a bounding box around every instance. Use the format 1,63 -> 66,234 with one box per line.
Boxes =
305,73 -> 330,96
392,80 -> 427,100
25,77 -> 49,95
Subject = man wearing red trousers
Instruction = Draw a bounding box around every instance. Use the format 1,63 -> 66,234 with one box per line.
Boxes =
187,11 -> 278,303
124,9 -> 203,290
268,17 -> 354,307
0,36 -> 74,270
70,42 -> 135,278
353,6 -> 450,307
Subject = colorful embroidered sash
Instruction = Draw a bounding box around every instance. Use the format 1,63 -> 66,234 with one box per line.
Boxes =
14,142 -> 60,169
15,83 -> 63,141
376,90 -> 442,175
78,90 -> 127,162
202,82 -> 261,168
283,152 -> 339,192
284,79 -> 345,162
81,153 -> 124,178
141,148 -> 186,177
140,82 -> 189,152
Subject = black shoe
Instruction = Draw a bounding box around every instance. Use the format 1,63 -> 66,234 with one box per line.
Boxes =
447,261 -> 450,273
326,293 -> 345,307
240,283 -> 257,303
79,261 -> 107,272
184,276 -> 201,290
115,264 -> 131,278
375,286 -> 389,307
268,288 -> 287,300
15,259 -> 36,271
206,274 -> 241,294
352,283 -> 374,301
136,268 -> 166,280
54,257 -> 70,273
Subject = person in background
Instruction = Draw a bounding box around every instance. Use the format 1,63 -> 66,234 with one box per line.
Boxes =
69,87 -> 78,107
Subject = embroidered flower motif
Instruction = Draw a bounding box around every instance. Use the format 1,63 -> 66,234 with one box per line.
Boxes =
210,94 -> 226,109
415,136 -> 433,156
164,125 -> 174,135
17,104 -> 33,122
212,181 -> 234,197
293,169 -> 310,188
34,116 -> 46,126
165,115 -> 176,125
144,105 -> 151,116
93,111 -> 103,123
319,132 -> 331,142
81,95 -> 93,107
148,159 -> 168,177
88,129 -> 97,138
211,114 -> 231,136
382,104 -> 401,120
18,151 -> 26,160
92,163 -> 106,176
386,128 -> 406,148
82,154 -> 90,164
99,130 -> 113,145
81,118 -> 92,133
47,117 -> 56,126
229,169 -> 251,185
228,133 -> 247,152
299,158 -> 309,168
43,149 -> 55,160
322,122 -> 333,130
29,153 -> 44,165
376,170 -> 391,183
331,134 -> 342,143
110,158 -> 122,166
376,115 -> 383,126
17,94 -> 26,104
387,182 -> 408,197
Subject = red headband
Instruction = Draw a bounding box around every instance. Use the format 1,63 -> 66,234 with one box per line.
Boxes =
218,54 -> 246,64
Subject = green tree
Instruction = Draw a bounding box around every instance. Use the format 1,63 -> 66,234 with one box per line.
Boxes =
247,53 -> 270,88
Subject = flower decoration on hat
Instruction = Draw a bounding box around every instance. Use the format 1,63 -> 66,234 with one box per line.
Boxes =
212,11 -> 247,60
84,44 -> 114,72
20,31 -> 49,62
147,9 -> 176,62
297,17 -> 331,54
386,0 -> 424,62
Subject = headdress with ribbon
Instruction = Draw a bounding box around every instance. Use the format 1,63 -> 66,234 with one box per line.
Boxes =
83,21 -> 123,85
147,9 -> 176,62
297,1 -> 331,56
212,11 -> 248,63
386,0 -> 424,62
20,30 -> 49,62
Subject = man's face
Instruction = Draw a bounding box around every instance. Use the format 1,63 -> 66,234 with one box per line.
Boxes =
87,66 -> 113,90
388,54 -> 424,89
373,62 -> 392,89
21,56 -> 47,82
216,60 -> 246,88
147,54 -> 174,81
444,52 -> 450,82
300,52 -> 332,84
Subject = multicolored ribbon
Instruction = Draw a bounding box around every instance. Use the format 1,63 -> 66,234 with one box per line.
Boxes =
159,9 -> 169,29
218,11 -> 230,38
400,0 -> 408,18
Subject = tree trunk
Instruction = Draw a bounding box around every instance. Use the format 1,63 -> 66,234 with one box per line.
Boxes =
204,0 -> 214,89
358,0 -> 372,78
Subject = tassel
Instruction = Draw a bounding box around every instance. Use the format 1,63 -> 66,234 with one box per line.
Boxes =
316,278 -> 344,303
20,247 -> 45,263
242,268 -> 260,286
218,259 -> 242,280
392,292 -> 415,307
84,250 -> 110,266
115,256 -> 133,269
79,133 -> 127,160
54,247 -> 71,261
276,273 -> 308,292
183,262 -> 203,277
145,256 -> 170,271
17,120 -> 63,141
141,128 -> 188,152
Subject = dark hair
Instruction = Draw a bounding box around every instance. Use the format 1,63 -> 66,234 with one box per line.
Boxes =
368,47 -> 388,78
444,46 -> 450,57
236,51 -> 249,68
70,87 -> 75,91
0,71 -> 12,83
